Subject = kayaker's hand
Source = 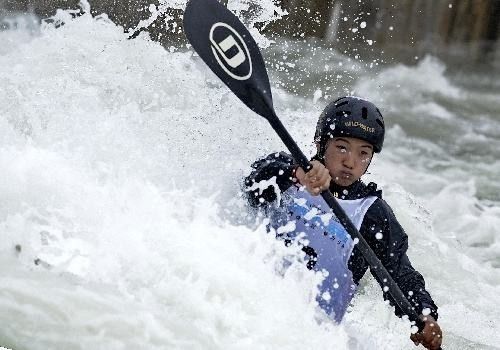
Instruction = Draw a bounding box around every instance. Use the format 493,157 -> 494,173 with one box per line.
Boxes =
410,315 -> 442,350
294,160 -> 331,196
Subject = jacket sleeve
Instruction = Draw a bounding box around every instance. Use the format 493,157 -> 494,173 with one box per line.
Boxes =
244,152 -> 297,208
352,199 -> 439,320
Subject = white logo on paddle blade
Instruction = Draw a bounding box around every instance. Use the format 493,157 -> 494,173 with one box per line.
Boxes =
210,22 -> 252,81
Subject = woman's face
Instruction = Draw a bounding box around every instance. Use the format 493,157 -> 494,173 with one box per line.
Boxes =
323,137 -> 374,186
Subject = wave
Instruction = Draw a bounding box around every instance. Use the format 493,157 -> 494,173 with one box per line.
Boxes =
1,5 -> 499,350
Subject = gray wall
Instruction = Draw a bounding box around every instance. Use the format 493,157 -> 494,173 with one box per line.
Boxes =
1,0 -> 499,67
266,0 -> 500,66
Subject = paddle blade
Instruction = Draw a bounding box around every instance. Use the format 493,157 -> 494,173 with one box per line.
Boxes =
183,0 -> 275,120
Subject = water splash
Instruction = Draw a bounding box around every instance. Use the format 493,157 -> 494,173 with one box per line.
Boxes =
1,4 -> 500,350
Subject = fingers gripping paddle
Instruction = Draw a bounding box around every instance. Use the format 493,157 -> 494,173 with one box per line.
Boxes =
183,0 -> 440,344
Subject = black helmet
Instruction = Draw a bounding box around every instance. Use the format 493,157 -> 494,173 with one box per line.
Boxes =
314,96 -> 385,157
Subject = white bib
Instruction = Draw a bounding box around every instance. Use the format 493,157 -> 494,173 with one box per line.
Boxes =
269,185 -> 377,322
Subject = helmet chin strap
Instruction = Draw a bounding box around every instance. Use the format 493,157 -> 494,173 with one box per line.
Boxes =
363,156 -> 373,175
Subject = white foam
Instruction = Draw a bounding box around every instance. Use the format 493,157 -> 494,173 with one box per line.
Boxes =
1,5 -> 499,350
0,7 -> 348,350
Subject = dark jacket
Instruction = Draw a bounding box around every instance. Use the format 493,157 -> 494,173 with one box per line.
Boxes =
244,152 -> 439,320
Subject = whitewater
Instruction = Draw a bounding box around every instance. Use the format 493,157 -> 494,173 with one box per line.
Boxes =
1,2 -> 499,349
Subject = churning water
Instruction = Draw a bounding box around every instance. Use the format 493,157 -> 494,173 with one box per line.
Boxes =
1,1 -> 499,349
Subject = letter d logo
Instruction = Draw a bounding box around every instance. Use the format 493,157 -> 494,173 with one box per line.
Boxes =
210,22 -> 252,81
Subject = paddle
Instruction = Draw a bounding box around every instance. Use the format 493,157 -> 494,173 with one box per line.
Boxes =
183,0 -> 439,344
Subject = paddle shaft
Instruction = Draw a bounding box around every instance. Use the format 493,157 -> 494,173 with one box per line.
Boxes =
270,113 -> 444,349
271,113 -> 443,348
268,112 -> 427,332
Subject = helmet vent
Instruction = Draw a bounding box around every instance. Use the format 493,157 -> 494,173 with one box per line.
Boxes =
336,111 -> 351,117
336,101 -> 349,107
376,118 -> 384,128
362,107 -> 368,119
